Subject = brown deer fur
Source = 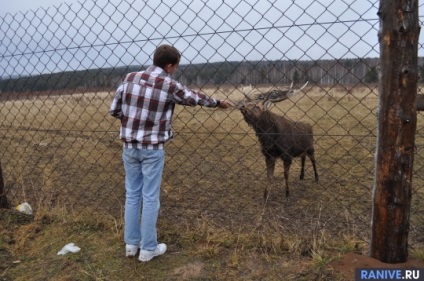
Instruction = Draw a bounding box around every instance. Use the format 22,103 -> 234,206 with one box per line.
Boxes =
238,87 -> 318,200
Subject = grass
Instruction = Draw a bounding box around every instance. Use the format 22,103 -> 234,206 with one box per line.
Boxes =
1,206 -> 360,280
1,84 -> 424,279
411,248 -> 424,262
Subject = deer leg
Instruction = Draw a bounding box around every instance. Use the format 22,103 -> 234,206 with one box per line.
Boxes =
300,154 -> 306,180
308,152 -> 319,181
264,155 -> 276,201
283,159 -> 292,197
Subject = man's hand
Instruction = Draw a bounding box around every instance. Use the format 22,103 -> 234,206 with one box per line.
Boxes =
218,100 -> 235,109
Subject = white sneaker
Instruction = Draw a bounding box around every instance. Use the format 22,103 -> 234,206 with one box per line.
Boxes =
139,243 -> 167,262
125,244 -> 139,257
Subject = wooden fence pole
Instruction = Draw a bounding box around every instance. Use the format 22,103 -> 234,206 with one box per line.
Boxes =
371,0 -> 420,263
0,160 -> 9,209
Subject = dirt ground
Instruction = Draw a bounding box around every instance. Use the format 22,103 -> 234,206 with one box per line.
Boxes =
2,87 -> 424,279
328,252 -> 424,280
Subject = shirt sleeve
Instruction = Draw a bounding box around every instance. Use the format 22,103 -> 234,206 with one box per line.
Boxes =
109,83 -> 125,119
171,82 -> 220,107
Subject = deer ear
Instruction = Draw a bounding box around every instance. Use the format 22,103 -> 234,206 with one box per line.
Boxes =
264,100 -> 273,109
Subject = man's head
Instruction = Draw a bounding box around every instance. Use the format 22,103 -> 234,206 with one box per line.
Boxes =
153,44 -> 181,74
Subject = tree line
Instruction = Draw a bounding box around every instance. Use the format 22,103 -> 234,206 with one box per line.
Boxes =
2,57 -> 421,94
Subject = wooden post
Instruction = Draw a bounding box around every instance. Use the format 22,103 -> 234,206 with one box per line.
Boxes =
416,94 -> 424,111
0,160 -> 9,209
371,0 -> 420,263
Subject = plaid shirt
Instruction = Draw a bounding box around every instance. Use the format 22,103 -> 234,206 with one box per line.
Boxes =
110,65 -> 220,149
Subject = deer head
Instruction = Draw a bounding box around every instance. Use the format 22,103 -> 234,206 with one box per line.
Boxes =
237,81 -> 309,125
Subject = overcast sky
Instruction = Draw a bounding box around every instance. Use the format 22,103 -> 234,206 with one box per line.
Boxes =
0,0 -> 422,78
0,0 -> 79,16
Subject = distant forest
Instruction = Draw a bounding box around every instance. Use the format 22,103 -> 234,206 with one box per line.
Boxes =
1,57 -> 423,94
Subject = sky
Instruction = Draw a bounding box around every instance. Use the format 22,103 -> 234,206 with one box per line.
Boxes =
0,0 -> 421,78
0,0 -> 79,16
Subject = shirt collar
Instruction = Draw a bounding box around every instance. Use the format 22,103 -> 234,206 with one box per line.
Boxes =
149,65 -> 170,78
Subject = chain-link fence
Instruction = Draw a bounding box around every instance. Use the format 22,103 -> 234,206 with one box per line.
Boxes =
1,0 -> 424,248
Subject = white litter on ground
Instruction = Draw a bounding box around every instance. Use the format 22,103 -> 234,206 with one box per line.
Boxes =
16,202 -> 33,215
57,243 -> 81,255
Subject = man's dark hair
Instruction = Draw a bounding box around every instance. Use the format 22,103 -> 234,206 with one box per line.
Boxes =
153,45 -> 181,69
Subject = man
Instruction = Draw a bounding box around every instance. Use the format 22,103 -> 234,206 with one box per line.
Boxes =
110,44 -> 233,262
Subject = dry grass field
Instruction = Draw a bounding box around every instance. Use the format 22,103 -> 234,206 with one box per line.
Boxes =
1,84 -> 424,280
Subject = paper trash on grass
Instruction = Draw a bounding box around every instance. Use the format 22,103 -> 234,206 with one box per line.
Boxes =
16,202 -> 33,215
57,243 -> 81,255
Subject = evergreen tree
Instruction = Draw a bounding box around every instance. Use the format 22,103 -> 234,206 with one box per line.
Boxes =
365,66 -> 378,83
292,70 -> 300,84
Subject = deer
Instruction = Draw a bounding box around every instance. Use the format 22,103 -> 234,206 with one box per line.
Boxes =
236,82 -> 318,200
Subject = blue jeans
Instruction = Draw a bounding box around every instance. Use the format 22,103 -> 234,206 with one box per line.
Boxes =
122,147 -> 165,251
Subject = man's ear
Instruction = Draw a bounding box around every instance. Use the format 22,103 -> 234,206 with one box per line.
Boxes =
164,64 -> 173,73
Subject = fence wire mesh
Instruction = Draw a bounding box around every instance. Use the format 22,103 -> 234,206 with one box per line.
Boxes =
1,0 -> 424,249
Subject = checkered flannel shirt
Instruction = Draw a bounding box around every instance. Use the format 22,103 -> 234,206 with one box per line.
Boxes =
110,65 -> 220,149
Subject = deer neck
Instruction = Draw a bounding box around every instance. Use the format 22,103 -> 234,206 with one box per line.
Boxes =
253,111 -> 276,133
